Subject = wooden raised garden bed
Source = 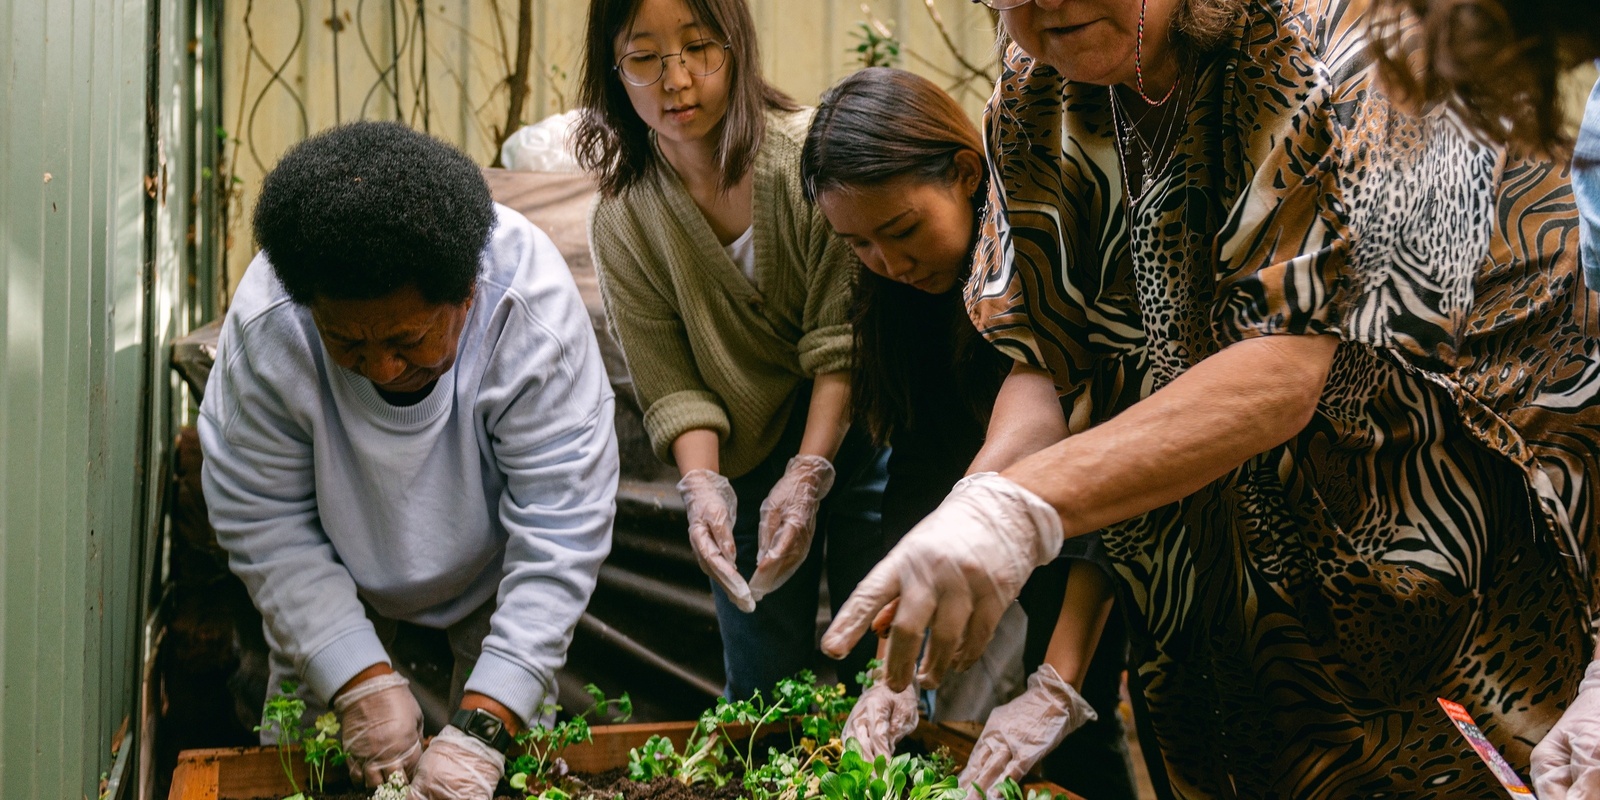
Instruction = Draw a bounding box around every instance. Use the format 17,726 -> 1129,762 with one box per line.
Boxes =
169,720 -> 1082,800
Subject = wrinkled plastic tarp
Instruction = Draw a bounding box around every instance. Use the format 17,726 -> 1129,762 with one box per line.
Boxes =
500,110 -> 583,173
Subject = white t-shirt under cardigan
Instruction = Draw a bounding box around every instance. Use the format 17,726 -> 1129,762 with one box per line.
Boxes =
199,204 -> 619,725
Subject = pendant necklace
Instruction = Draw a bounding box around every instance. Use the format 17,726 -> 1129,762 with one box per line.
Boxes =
1110,63 -> 1192,202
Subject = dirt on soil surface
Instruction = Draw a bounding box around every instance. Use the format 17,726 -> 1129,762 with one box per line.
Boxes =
565,767 -> 749,800
248,768 -> 750,800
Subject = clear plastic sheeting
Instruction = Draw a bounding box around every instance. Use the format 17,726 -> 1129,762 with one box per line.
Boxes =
499,111 -> 583,174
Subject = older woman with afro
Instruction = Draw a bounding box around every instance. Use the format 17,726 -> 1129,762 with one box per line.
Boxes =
821,0 -> 1600,796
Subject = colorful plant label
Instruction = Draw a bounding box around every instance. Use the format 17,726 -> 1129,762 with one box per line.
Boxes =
1437,698 -> 1535,798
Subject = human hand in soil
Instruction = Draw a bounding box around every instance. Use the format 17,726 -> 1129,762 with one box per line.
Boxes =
677,469 -> 754,612
841,667 -> 920,760
749,455 -> 835,602
957,664 -> 1094,799
332,671 -> 425,787
820,473 -> 1062,691
408,725 -> 505,800
1533,659 -> 1600,799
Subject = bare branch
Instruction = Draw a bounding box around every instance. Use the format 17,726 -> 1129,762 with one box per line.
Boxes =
493,0 -> 534,166
919,0 -> 995,83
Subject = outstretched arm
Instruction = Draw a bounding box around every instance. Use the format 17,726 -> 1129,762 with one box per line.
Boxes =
825,334 -> 1339,691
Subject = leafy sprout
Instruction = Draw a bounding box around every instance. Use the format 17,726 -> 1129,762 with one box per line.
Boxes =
254,681 -> 308,800
253,682 -> 348,800
506,684 -> 633,797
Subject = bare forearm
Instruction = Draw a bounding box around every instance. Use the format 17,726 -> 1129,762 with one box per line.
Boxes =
968,363 -> 1069,474
672,429 -> 721,475
461,691 -> 524,735
1042,562 -> 1115,688
798,371 -> 852,461
1005,335 -> 1339,538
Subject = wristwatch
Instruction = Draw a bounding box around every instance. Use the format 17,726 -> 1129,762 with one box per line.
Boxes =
450,707 -> 514,754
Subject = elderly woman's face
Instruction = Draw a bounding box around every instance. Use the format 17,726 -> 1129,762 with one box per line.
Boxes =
1003,0 -> 1184,85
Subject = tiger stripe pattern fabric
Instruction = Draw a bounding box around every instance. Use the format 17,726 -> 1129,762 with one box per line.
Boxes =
967,0 -> 1600,796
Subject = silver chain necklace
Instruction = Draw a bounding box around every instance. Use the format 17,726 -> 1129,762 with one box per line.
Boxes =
1109,66 -> 1193,201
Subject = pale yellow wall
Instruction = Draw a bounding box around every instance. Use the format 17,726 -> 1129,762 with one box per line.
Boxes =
216,3 -> 1599,301
217,0 -> 1001,295
1565,63 -> 1598,139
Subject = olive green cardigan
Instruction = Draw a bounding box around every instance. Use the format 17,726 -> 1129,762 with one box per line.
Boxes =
589,108 -> 855,478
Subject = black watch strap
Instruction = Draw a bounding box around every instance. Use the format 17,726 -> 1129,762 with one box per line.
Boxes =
451,707 -> 514,754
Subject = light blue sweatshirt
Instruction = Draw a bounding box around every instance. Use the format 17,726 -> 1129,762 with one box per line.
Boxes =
199,204 -> 618,724
1578,72 -> 1600,290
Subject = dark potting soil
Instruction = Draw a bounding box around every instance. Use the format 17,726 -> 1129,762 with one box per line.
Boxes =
566,766 -> 750,800
247,768 -> 750,800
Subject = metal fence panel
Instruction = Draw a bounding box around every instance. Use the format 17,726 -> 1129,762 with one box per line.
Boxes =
0,0 -> 189,797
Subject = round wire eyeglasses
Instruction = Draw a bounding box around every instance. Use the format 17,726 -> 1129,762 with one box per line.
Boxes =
614,39 -> 732,87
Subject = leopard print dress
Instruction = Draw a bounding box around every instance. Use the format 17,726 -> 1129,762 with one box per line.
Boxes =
967,1 -> 1600,797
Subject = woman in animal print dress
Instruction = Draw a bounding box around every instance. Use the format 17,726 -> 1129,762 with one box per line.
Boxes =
820,0 -> 1600,796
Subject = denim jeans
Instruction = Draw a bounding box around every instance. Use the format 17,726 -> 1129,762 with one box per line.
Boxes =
1576,71 -> 1600,290
711,387 -> 890,701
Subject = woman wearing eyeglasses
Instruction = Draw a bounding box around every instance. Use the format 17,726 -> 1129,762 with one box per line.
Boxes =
822,0 -> 1600,797
575,0 -> 888,700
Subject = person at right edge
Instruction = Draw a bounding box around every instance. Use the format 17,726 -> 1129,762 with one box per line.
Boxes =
821,0 -> 1600,797
1365,3 -> 1600,797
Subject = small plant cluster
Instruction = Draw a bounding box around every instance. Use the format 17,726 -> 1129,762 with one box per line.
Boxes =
255,681 -> 347,800
505,684 -> 633,799
505,665 -> 1068,800
252,674 -> 1071,800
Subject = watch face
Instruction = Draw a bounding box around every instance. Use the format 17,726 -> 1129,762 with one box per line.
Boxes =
472,712 -> 503,738
456,708 -> 510,751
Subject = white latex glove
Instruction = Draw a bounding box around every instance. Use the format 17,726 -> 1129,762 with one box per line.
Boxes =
958,664 -> 1095,799
749,454 -> 836,601
408,726 -> 506,800
333,672 -> 425,787
1533,659 -> 1600,799
841,668 -> 921,761
821,473 -> 1063,691
677,469 -> 755,613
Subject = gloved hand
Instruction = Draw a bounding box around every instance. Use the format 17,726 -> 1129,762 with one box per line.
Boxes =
678,469 -> 754,613
821,472 -> 1063,691
749,454 -> 836,601
408,725 -> 506,800
841,667 -> 921,761
332,671 -> 425,787
1532,659 -> 1600,799
958,664 -> 1096,799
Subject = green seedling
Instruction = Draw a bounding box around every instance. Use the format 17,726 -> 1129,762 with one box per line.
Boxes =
811,748 -> 966,800
626,733 -> 680,782
255,681 -> 309,800
253,682 -> 348,800
991,777 -> 1070,800
506,685 -> 632,797
303,712 -> 346,794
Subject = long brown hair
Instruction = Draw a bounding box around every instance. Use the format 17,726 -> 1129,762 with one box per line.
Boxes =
801,68 -> 1006,443
1373,0 -> 1600,152
573,0 -> 797,198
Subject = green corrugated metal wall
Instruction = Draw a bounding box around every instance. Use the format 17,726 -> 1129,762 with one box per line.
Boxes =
0,0 -> 193,796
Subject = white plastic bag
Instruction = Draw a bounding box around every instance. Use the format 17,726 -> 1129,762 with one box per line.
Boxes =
499,110 -> 582,173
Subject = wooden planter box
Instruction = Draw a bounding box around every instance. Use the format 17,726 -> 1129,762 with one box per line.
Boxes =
169,720 -> 1082,799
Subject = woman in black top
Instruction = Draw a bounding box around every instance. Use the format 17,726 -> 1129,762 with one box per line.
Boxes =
801,67 -> 1137,800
